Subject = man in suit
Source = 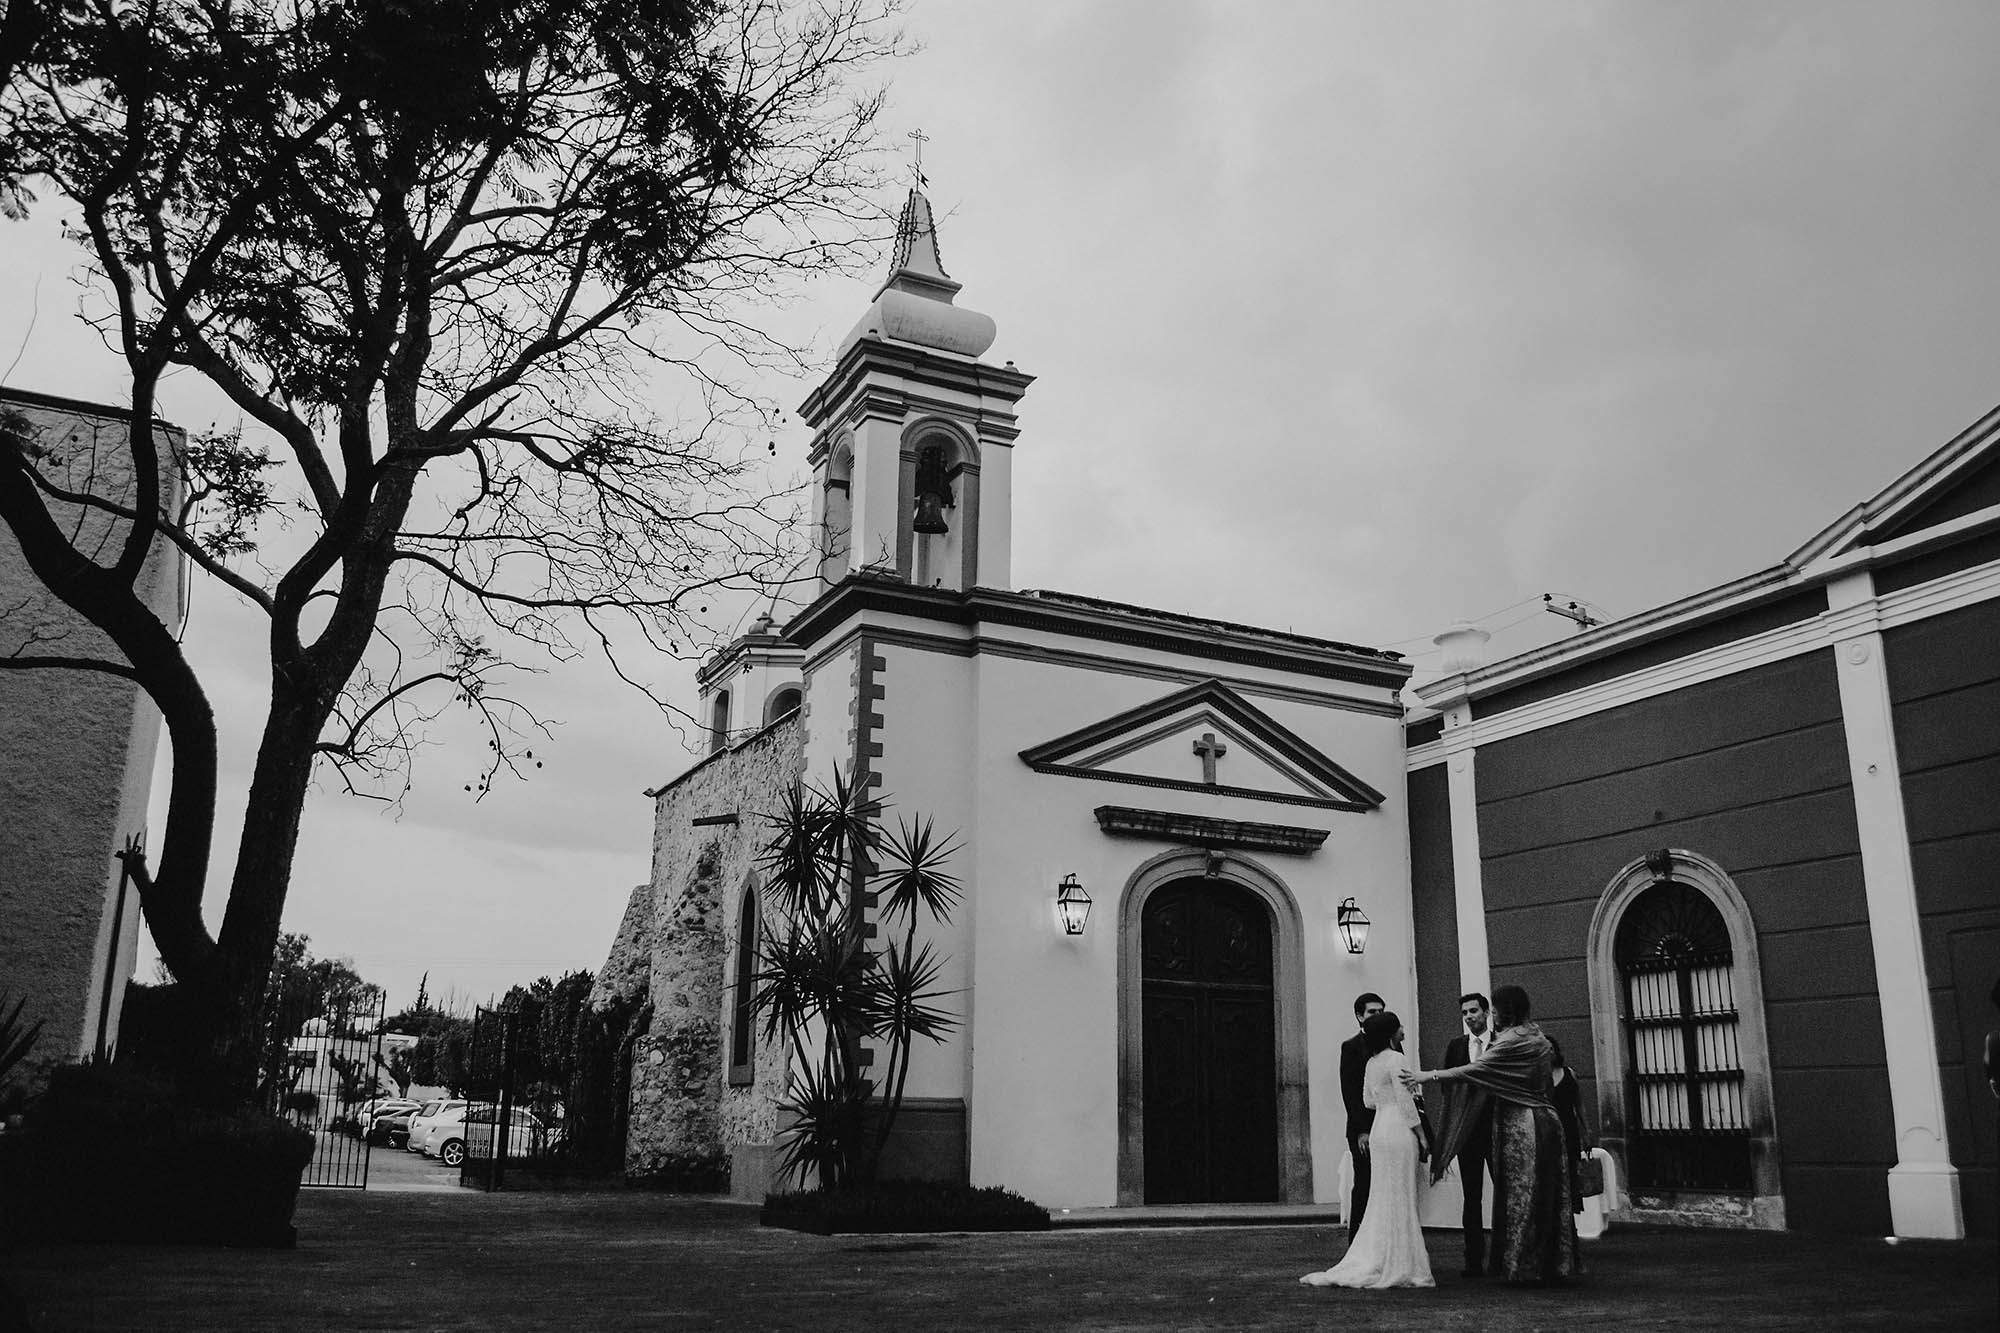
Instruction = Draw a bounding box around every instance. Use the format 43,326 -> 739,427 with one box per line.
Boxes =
1340,991 -> 1386,1235
1441,991 -> 1495,1276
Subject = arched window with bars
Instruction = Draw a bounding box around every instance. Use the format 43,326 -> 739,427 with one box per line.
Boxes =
1587,848 -> 1786,1228
1615,880 -> 1750,1191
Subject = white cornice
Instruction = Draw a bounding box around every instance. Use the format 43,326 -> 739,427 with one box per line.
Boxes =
1414,553 -> 2000,753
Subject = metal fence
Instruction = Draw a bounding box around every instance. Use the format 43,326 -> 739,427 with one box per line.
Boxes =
456,1000 -> 635,1191
261,991 -> 389,1189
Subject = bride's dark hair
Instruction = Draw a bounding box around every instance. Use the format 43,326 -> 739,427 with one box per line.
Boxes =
1361,1011 -> 1401,1053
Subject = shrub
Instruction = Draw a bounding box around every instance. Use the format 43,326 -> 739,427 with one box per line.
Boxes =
0,1062 -> 314,1248
761,1181 -> 1051,1235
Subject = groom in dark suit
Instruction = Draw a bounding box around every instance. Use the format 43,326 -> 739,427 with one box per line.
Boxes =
1340,991 -> 1386,1235
1441,991 -> 1495,1276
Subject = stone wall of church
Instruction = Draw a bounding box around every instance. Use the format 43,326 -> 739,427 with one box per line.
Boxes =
1472,649 -> 1891,1235
1886,594 -> 2000,1238
615,714 -> 802,1184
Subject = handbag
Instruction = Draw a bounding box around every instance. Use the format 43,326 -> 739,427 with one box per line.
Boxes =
1576,1153 -> 1604,1199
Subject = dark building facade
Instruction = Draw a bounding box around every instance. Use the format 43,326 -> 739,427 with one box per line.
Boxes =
1408,405 -> 2000,1240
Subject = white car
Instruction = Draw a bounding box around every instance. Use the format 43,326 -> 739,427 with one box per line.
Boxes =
406,1098 -> 467,1155
429,1104 -> 546,1169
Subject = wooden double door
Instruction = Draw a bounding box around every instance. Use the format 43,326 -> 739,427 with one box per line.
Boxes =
1140,878 -> 1279,1204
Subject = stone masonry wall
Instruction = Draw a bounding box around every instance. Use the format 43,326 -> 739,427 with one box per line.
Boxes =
612,714 -> 802,1183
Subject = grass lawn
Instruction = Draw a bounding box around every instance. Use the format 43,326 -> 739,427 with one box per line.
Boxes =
3,1188 -> 1994,1330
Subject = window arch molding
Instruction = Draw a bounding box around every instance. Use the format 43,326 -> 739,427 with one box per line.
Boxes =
1586,847 -> 1785,1228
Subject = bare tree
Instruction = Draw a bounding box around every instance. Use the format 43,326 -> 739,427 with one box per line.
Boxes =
0,0 -> 901,1085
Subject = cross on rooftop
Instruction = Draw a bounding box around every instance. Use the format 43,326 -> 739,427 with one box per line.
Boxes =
907,128 -> 930,187
1192,732 -> 1228,786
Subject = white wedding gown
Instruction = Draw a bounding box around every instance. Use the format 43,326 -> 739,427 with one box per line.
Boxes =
1301,1049 -> 1435,1289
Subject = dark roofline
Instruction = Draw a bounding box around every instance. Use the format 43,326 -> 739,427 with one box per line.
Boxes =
1018,589 -> 1404,663
0,384 -> 180,432
784,576 -> 1411,690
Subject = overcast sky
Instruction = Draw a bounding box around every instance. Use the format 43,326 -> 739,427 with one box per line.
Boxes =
7,0 -> 2000,1012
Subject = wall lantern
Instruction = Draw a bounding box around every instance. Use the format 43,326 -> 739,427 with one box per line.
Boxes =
1336,897 -> 1370,955
1055,873 -> 1092,936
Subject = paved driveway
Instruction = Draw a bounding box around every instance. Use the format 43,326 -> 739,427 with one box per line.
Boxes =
4,1190 -> 1993,1330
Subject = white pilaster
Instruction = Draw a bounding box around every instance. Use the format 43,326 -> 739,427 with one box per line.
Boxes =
1439,696 -> 1490,999
847,414 -> 903,573
976,443 -> 1012,590
1825,571 -> 1963,1239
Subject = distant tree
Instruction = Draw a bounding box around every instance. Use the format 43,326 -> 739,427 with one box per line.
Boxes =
0,0 -> 902,1094
378,1047 -> 416,1099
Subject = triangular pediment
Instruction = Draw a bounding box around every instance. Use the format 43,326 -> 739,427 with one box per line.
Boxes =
1791,401 -> 2000,569
1018,680 -> 1384,812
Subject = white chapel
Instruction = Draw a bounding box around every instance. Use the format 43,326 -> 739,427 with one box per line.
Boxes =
597,185 -> 1999,1241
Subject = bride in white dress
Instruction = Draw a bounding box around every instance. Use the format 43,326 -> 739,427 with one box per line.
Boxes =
1301,1011 -> 1435,1290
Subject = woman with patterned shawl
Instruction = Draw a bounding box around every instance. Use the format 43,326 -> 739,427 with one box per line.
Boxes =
1405,984 -> 1579,1284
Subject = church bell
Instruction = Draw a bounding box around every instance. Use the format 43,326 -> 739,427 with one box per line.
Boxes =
912,488 -> 950,534
912,445 -> 953,534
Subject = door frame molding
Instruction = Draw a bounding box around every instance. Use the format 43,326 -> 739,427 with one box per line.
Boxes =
1116,849 -> 1313,1206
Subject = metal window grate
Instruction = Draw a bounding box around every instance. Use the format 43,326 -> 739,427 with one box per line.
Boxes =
1616,881 -> 1752,1190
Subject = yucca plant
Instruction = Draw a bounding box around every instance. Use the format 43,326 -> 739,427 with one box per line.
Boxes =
749,773 -> 961,1189
0,992 -> 45,1090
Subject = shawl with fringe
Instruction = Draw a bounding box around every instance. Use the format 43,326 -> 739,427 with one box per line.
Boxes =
1427,1021 -> 1555,1185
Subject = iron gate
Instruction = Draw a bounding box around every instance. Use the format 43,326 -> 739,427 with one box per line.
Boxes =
262,990 -> 389,1189
457,1000 -> 635,1190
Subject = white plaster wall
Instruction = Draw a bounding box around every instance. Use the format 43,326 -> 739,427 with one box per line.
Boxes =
0,400 -> 182,1083
867,642 -> 976,1102
958,652 -> 1414,1209
975,445 -> 1012,591
847,418 -> 903,573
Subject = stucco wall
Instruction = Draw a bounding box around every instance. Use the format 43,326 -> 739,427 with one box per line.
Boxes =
0,394 -> 181,1090
950,647 -> 1412,1210
1886,595 -> 2000,1237
617,716 -> 802,1181
1472,649 -> 1891,1234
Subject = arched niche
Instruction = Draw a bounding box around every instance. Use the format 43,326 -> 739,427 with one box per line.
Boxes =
1115,849 -> 1313,1206
895,418 -> 981,590
819,434 -> 855,585
762,686 -> 803,726
1586,847 -> 1785,1229
708,690 -> 731,754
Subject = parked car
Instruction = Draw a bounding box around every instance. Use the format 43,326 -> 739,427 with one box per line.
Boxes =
344,1097 -> 420,1139
430,1104 -> 546,1169
406,1099 -> 467,1155
365,1104 -> 422,1148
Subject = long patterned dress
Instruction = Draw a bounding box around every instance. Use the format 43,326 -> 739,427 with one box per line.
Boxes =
1486,1036 -> 1579,1283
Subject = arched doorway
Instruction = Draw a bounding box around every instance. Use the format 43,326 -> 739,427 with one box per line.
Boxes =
1140,877 -> 1279,1203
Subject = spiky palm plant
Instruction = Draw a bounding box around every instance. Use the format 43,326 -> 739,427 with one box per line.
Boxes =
0,992 -> 45,1094
749,775 -> 962,1189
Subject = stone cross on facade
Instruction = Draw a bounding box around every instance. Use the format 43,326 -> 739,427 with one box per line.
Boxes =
1192,732 -> 1228,785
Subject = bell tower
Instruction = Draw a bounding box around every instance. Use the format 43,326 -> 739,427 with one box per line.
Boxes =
801,187 -> 1033,593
